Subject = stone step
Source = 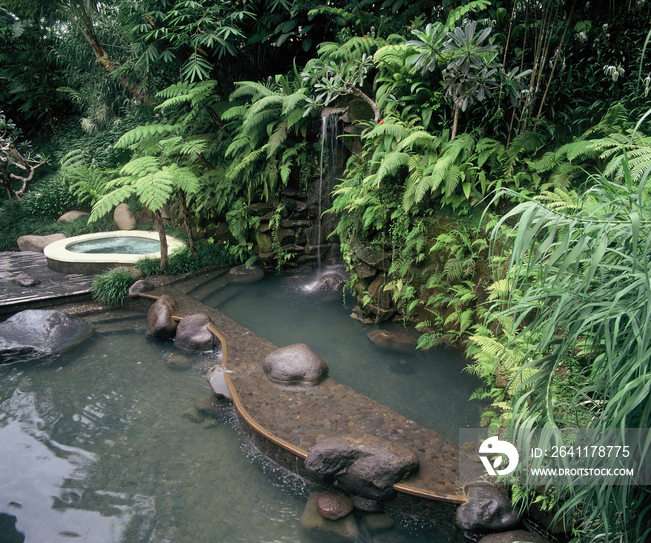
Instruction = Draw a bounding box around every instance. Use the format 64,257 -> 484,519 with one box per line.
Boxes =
171,267 -> 230,297
199,283 -> 244,309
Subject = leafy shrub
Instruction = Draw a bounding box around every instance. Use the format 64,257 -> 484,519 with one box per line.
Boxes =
133,257 -> 160,276
91,267 -> 140,308
19,174 -> 78,219
134,241 -> 235,276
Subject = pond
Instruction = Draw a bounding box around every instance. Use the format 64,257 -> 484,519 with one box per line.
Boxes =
199,268 -> 485,442
0,316 -> 465,542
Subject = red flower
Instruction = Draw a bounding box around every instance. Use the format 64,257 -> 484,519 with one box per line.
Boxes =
379,119 -> 385,124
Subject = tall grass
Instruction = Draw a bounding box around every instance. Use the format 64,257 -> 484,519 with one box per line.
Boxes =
489,159 -> 651,541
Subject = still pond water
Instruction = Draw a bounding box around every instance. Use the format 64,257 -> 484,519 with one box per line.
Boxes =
0,269 -> 482,542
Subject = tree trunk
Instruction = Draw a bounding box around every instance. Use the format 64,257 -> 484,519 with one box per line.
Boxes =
177,188 -> 198,257
67,4 -> 156,109
452,105 -> 460,140
154,210 -> 168,272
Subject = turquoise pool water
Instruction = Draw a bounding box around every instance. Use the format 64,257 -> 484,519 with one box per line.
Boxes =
200,269 -> 485,442
0,318 -> 465,543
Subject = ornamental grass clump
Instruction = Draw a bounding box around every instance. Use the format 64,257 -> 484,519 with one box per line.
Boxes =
486,156 -> 651,542
91,267 -> 139,308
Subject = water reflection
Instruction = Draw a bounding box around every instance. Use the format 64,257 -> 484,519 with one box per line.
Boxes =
0,410 -> 151,542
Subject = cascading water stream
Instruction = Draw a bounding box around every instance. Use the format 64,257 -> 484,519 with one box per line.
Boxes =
316,111 -> 344,274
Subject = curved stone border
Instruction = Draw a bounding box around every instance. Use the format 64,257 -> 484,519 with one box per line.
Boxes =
44,231 -> 185,274
139,297 -> 462,507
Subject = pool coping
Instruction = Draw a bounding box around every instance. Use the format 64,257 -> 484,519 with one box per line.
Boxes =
44,231 -> 185,272
140,290 -> 486,513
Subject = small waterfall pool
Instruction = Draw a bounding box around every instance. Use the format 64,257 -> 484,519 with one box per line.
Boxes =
199,268 -> 485,442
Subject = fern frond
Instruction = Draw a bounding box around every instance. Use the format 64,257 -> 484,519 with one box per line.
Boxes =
134,170 -> 175,211
225,136 -> 252,159
244,95 -> 284,123
372,151 -> 409,186
89,186 -> 135,221
120,156 -> 161,177
114,124 -> 178,149
266,122 -> 288,158
230,81 -> 277,101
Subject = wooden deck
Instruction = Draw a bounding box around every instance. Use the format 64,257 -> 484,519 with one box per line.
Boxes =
0,251 -> 94,316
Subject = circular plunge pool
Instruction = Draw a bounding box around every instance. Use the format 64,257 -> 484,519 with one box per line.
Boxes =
44,231 -> 185,275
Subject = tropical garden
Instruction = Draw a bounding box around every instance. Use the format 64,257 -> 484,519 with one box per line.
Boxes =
1,0 -> 651,540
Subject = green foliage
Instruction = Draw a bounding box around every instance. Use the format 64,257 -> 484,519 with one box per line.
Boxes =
220,76 -> 318,207
19,173 -> 78,219
91,267 -> 140,308
59,150 -> 113,207
134,241 -> 235,276
488,156 -> 651,541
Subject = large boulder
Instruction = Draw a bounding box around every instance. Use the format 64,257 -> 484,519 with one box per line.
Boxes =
227,264 -> 264,284
263,343 -> 329,386
17,233 -> 65,253
312,272 -> 345,291
0,310 -> 93,364
367,330 -> 418,353
304,435 -> 419,501
477,530 -> 552,543
127,280 -> 154,298
175,313 -> 215,352
456,484 -> 521,532
147,295 -> 178,339
114,203 -> 136,230
57,210 -> 89,223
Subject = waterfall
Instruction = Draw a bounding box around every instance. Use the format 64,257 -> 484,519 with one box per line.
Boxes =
316,110 -> 344,272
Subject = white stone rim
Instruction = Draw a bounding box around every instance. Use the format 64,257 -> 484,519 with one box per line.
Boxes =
43,230 -> 185,264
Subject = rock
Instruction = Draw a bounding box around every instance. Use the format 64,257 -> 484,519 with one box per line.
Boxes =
263,343 -> 329,386
175,313 -> 215,352
352,496 -> 384,513
147,295 -> 178,339
461,442 -> 481,463
313,272 -> 345,291
360,514 -> 394,533
0,310 -> 93,364
316,491 -> 353,520
227,264 -> 265,284
114,203 -> 136,230
368,275 -> 393,310
304,435 -> 419,501
57,210 -> 89,223
477,530 -> 552,543
367,330 -> 418,353
456,484 -> 521,532
11,273 -> 41,287
353,243 -> 391,272
301,492 -> 359,543
166,352 -> 193,371
206,365 -> 233,401
495,366 -> 509,389
17,233 -> 66,253
194,394 -> 227,418
353,261 -> 377,280
182,409 -> 204,423
128,280 -> 154,298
